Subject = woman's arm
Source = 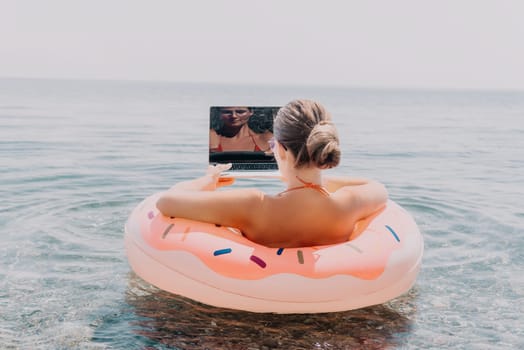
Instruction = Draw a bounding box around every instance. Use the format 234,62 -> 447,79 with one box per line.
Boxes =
157,188 -> 264,229
156,164 -> 261,229
326,176 -> 389,221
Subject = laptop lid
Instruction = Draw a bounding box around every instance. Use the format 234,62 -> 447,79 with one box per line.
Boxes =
209,106 -> 281,178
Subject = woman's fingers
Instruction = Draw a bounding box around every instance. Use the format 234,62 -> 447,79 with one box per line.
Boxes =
206,163 -> 233,189
216,163 -> 232,172
207,163 -> 232,177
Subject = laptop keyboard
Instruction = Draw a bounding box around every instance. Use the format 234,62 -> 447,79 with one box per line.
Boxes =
230,163 -> 278,170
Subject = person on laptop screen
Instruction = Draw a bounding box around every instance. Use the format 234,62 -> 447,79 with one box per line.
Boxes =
157,99 -> 388,248
209,106 -> 274,153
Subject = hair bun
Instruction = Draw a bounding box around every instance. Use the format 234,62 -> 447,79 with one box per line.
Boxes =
306,122 -> 341,169
274,99 -> 341,169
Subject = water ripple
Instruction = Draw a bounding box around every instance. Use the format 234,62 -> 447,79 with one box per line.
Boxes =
88,275 -> 417,350
2,79 -> 523,349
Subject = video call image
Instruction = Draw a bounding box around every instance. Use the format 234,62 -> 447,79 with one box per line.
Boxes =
209,106 -> 279,154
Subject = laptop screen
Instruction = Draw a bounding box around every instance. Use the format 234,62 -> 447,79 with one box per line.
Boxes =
209,106 -> 280,170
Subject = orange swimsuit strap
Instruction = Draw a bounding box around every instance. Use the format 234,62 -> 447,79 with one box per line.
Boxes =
250,133 -> 263,151
278,176 -> 330,197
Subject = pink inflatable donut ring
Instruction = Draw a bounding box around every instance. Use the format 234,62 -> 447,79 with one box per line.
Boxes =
125,193 -> 423,313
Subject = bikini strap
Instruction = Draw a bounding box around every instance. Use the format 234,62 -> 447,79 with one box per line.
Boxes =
278,176 -> 330,197
249,132 -> 263,152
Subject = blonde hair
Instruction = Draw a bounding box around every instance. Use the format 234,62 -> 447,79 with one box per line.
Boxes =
274,99 -> 341,169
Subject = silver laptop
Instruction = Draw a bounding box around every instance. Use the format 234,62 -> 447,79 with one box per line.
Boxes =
209,106 -> 281,178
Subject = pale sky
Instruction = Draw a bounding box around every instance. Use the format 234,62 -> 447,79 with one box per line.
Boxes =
2,0 -> 524,90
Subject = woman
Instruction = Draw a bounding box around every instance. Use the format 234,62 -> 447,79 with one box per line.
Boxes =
157,100 -> 388,248
209,106 -> 273,152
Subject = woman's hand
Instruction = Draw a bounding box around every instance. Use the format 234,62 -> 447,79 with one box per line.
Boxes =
167,163 -> 234,192
206,163 -> 235,189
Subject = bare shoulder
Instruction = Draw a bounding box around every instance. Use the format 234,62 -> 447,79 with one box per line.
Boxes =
251,130 -> 273,151
209,129 -> 220,148
263,129 -> 273,137
329,180 -> 388,221
261,130 -> 273,141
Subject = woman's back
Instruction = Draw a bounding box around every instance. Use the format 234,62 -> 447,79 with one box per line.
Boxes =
246,186 -> 353,248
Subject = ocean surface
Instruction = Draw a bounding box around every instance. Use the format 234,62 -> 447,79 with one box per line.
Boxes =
1,78 -> 523,349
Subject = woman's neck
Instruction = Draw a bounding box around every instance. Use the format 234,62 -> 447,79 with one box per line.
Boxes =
220,124 -> 250,138
286,167 -> 322,188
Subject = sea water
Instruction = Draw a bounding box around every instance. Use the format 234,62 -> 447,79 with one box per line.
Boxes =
1,78 -> 523,349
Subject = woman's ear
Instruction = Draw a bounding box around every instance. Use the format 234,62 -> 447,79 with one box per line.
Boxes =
277,141 -> 288,161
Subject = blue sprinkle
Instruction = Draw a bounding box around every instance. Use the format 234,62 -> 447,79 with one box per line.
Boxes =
385,225 -> 400,242
276,248 -> 284,255
213,248 -> 232,256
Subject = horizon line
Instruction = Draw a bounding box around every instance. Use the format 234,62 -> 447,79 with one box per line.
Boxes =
1,75 -> 523,94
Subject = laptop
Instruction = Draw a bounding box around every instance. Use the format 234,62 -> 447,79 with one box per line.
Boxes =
209,106 -> 281,178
